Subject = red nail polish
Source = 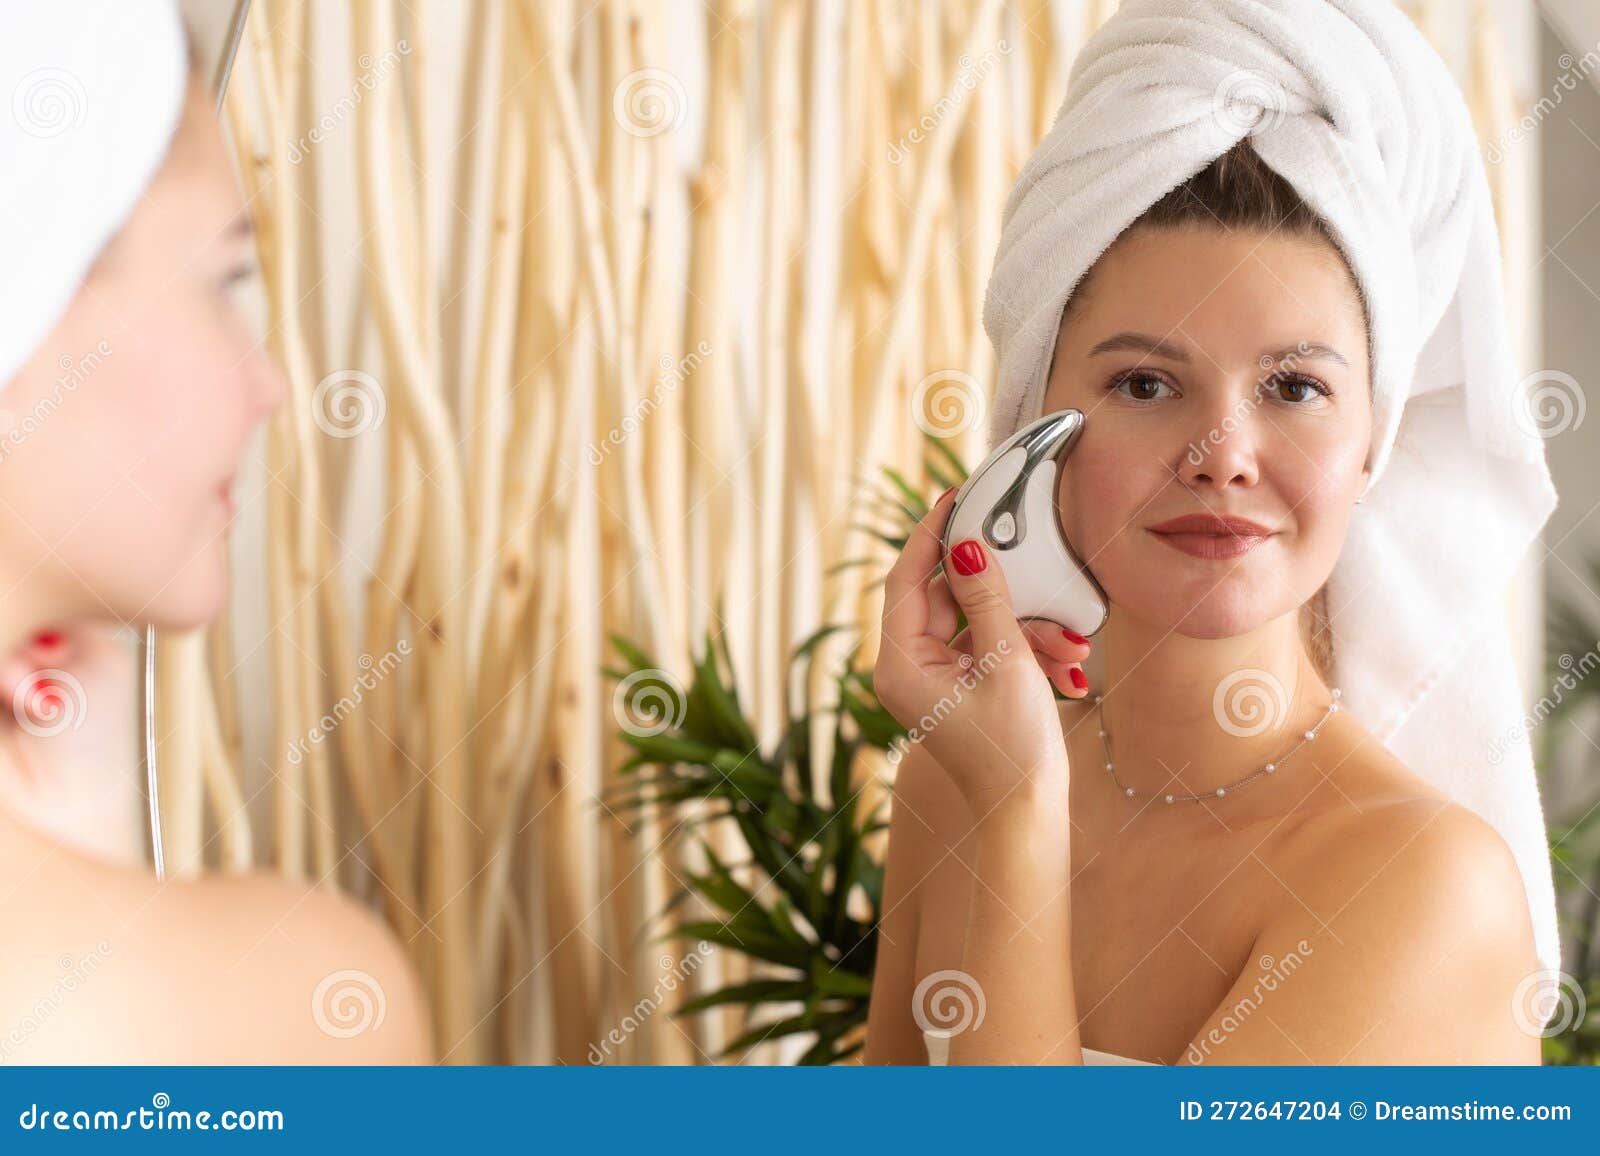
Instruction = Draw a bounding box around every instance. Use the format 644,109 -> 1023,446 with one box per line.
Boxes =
1069,667 -> 1088,691
1061,628 -> 1089,646
950,539 -> 987,575
32,631 -> 63,651
938,486 -> 957,505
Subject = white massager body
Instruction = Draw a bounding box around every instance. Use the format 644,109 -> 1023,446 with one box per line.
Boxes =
941,409 -> 1108,638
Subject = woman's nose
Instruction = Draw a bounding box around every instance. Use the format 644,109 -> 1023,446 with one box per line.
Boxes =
1179,388 -> 1263,490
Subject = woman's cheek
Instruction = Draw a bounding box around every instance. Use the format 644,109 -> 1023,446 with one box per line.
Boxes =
1280,431 -> 1367,513
1059,436 -> 1148,567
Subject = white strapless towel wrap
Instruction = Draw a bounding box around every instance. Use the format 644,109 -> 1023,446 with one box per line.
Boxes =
982,0 -> 1563,987
924,1030 -> 1156,1066
0,0 -> 189,388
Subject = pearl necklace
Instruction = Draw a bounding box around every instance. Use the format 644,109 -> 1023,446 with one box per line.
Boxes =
1094,688 -> 1342,804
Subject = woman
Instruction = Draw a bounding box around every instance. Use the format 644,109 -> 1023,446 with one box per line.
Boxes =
0,3 -> 431,1061
865,0 -> 1559,1066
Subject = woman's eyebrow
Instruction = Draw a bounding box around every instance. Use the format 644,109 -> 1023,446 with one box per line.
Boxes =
1086,331 -> 1191,361
1086,332 -> 1349,369
1261,342 -> 1348,368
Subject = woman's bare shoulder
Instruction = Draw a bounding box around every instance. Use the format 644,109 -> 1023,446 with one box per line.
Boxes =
0,839 -> 433,1064
1276,713 -> 1497,857
169,870 -> 435,1062
1281,786 -> 1527,900
1250,785 -> 1539,1059
1265,725 -> 1537,981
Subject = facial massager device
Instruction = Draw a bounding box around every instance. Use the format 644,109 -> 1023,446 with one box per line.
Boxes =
941,409 -> 1108,638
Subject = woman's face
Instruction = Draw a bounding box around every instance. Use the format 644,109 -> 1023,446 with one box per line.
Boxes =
0,75 -> 283,631
1042,224 -> 1371,639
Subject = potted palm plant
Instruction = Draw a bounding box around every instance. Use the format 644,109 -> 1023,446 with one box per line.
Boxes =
602,435 -> 967,1064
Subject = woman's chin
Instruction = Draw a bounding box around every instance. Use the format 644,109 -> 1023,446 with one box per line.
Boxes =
1140,592 -> 1275,639
136,559 -> 230,633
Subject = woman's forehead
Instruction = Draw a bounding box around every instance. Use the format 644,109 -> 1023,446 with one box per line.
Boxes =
1063,228 -> 1368,345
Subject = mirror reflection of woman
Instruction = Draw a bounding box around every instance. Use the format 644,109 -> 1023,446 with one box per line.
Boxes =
0,3 -> 430,1062
866,0 -> 1559,1066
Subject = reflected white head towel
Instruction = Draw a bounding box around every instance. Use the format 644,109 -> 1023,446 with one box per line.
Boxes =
0,0 -> 188,386
984,0 -> 1564,982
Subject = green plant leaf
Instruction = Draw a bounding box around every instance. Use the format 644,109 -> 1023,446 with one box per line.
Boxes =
604,444 -> 994,1065
718,1014 -> 818,1056
852,846 -> 885,912
617,732 -> 730,767
690,640 -> 760,753
606,632 -> 659,674
717,1004 -> 864,1058
879,466 -> 924,512
808,957 -> 872,999
763,893 -> 815,949
686,841 -> 759,916
667,921 -> 814,971
673,980 -> 813,1017
923,431 -> 970,486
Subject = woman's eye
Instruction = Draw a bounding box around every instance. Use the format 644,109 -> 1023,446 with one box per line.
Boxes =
1111,371 -> 1174,402
222,262 -> 256,289
1262,374 -> 1331,404
219,265 -> 258,306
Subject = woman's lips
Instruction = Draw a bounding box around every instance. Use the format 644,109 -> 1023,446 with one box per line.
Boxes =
1148,529 -> 1271,559
1146,512 -> 1275,558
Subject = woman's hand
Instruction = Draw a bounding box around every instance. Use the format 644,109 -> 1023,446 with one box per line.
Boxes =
874,488 -> 1090,817
0,622 -> 144,865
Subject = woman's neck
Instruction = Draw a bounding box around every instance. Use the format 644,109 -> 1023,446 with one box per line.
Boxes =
1084,607 -> 1336,803
0,574 -> 99,764
0,569 -> 84,657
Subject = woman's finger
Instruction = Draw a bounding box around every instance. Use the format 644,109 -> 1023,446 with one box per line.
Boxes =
949,620 -> 1091,699
1019,618 -> 1093,667
951,631 -> 1084,698
925,572 -> 961,643
948,618 -> 1089,663
1043,657 -> 1090,700
880,487 -> 959,654
941,534 -> 1028,663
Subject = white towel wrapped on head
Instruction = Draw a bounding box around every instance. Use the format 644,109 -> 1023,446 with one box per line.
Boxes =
983,0 -> 1564,987
0,0 -> 188,389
